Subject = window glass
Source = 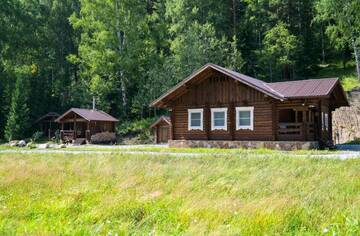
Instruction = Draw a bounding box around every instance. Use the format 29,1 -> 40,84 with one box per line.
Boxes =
239,111 -> 251,126
213,111 -> 225,126
191,112 -> 201,127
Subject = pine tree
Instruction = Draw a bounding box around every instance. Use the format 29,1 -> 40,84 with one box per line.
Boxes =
4,68 -> 31,141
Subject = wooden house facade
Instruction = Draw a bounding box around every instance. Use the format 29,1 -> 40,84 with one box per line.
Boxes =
151,64 -> 349,148
55,108 -> 118,143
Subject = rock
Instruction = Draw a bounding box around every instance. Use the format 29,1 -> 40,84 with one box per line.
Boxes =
59,144 -> 66,148
9,140 -> 19,147
18,140 -> 26,147
38,143 -> 50,149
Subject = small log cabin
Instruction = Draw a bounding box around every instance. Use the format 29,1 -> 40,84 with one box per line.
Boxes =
35,112 -> 60,139
151,63 -> 349,149
55,108 -> 118,143
150,116 -> 171,143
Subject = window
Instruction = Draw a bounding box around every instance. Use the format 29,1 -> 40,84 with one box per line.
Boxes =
188,109 -> 203,130
236,107 -> 254,130
211,108 -> 227,130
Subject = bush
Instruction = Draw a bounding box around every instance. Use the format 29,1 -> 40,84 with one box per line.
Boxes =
90,132 -> 116,144
116,118 -> 156,144
31,131 -> 43,143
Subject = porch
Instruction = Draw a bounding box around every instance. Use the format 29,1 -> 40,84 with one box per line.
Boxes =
277,107 -> 317,141
60,120 -> 91,143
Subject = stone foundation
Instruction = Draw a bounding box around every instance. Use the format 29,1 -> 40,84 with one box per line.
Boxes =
169,140 -> 319,150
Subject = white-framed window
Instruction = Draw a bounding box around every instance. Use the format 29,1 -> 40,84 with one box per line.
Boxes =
211,108 -> 228,130
236,107 -> 254,130
188,108 -> 203,130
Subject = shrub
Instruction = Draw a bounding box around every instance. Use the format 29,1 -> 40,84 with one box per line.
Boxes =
90,132 -> 116,144
116,118 -> 155,136
31,131 -> 43,143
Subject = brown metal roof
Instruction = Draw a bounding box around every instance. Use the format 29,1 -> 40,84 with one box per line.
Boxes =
150,63 -> 348,108
55,108 -> 119,122
267,78 -> 339,98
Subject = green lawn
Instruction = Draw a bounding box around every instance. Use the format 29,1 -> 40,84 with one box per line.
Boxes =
0,152 -> 359,235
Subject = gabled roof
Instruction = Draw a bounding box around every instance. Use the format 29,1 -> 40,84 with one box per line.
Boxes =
55,108 -> 119,122
35,112 -> 60,123
150,63 -> 284,107
151,63 -> 349,107
150,116 -> 171,129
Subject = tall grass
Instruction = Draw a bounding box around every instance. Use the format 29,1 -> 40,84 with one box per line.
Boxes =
0,153 -> 359,235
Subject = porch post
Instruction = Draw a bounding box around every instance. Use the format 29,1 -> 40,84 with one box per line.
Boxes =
302,110 -> 307,141
60,122 -> 64,142
73,114 -> 76,141
86,121 -> 91,142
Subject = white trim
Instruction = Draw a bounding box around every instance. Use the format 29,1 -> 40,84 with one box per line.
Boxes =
188,109 -> 203,130
211,108 -> 228,130
236,107 -> 254,130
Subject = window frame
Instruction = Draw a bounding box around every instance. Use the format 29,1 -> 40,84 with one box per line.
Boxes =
211,108 -> 228,131
236,107 -> 254,130
188,108 -> 204,131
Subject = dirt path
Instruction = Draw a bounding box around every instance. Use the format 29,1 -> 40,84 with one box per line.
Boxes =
1,149 -> 359,160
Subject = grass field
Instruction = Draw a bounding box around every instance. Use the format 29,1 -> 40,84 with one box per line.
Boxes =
0,152 -> 359,235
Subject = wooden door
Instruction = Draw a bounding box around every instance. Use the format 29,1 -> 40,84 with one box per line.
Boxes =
159,126 -> 169,143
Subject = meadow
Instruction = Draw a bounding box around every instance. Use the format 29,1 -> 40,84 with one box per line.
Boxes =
0,151 -> 359,235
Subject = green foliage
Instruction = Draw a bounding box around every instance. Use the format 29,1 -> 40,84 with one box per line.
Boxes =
31,131 -> 44,143
341,76 -> 360,91
4,67 -> 31,141
116,118 -> 155,136
262,22 -> 300,80
0,152 -> 359,234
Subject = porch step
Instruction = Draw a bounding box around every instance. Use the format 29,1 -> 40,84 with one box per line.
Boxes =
73,138 -> 86,146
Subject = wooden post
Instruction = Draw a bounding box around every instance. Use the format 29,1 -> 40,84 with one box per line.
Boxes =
86,121 -> 90,142
170,109 -> 175,140
302,110 -> 307,141
73,114 -> 76,141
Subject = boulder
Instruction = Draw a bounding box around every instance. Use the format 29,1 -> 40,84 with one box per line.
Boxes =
38,143 -> 50,149
18,140 -> 26,147
9,140 -> 19,147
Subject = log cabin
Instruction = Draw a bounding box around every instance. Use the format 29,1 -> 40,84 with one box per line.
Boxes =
55,108 -> 118,144
150,116 -> 171,143
150,63 -> 349,149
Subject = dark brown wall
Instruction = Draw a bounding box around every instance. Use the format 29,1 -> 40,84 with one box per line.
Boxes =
170,73 -> 276,141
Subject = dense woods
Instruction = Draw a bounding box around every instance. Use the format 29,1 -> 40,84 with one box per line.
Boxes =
0,0 -> 359,140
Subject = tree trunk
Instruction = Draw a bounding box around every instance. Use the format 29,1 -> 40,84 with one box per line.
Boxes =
232,0 -> 236,37
321,26 -> 326,64
114,0 -> 128,115
352,37 -> 360,81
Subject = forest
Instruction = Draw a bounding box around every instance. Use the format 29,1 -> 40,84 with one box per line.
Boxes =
0,0 -> 359,141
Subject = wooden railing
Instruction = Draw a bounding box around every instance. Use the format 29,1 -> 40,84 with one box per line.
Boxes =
60,130 -> 75,143
278,122 -> 315,141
